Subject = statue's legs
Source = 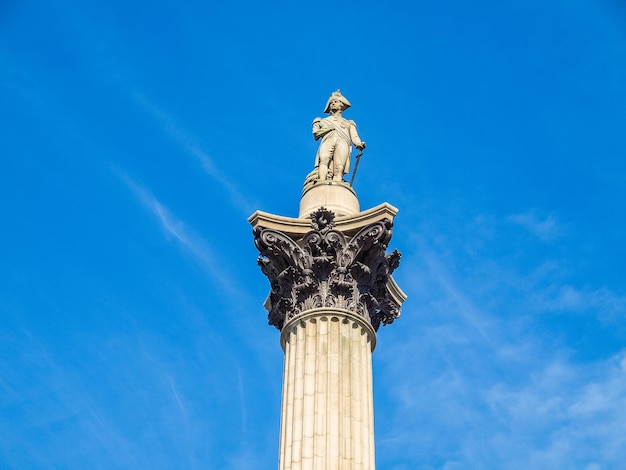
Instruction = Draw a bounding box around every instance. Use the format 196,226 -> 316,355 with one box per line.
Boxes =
317,141 -> 335,181
332,141 -> 350,181
318,137 -> 350,182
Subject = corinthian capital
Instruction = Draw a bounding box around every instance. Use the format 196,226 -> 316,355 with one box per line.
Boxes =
253,208 -> 405,331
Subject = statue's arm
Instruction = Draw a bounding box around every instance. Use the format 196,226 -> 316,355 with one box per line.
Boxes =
349,120 -> 366,150
312,117 -> 333,141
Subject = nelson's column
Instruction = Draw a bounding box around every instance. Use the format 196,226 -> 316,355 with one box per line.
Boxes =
249,90 -> 406,469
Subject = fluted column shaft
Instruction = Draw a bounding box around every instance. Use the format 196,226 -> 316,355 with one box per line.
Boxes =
278,309 -> 376,470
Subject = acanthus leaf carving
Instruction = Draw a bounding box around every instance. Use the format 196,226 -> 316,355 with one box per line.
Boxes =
254,208 -> 404,330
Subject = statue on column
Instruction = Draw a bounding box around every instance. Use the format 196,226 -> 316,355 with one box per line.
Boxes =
304,90 -> 366,188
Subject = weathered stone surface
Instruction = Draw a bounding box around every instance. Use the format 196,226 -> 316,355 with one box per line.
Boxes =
253,208 -> 404,331
278,309 -> 376,470
299,180 -> 359,219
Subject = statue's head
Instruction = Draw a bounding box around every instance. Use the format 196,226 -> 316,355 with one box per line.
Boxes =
323,90 -> 351,114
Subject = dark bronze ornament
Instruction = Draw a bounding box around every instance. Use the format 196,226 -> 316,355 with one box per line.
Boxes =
254,207 -> 402,330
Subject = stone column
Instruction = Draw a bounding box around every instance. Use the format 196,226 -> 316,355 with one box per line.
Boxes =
250,205 -> 406,470
279,309 -> 376,469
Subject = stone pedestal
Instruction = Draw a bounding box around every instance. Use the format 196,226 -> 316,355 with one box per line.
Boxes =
250,204 -> 406,469
299,182 -> 359,219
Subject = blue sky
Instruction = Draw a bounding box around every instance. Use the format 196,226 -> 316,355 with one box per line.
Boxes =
2,0 -> 625,468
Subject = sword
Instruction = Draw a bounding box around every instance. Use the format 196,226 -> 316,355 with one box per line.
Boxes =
349,149 -> 364,187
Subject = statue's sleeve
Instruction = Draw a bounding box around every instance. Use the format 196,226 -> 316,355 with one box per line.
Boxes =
313,117 -> 332,141
349,120 -> 363,147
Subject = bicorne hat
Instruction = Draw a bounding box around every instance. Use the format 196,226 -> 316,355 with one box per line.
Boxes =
323,90 -> 351,114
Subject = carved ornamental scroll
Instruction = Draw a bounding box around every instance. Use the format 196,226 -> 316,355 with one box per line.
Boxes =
254,208 -> 402,331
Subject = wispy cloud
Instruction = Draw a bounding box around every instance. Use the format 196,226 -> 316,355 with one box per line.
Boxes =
113,168 -> 241,297
483,351 -> 626,468
374,213 -> 626,468
508,210 -> 562,241
378,277 -> 626,467
131,92 -> 255,216
527,284 -> 626,325
0,329 -> 144,468
111,164 -> 282,386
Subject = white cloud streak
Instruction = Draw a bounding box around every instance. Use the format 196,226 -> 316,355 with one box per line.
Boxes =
508,211 -> 562,241
374,211 -> 626,468
484,352 -> 626,468
529,284 -> 626,319
113,168 -> 242,298
131,92 -> 255,216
